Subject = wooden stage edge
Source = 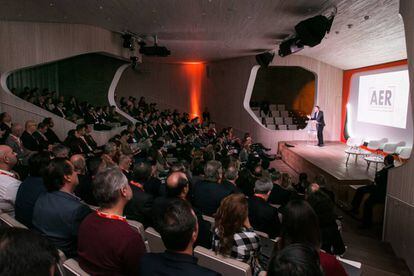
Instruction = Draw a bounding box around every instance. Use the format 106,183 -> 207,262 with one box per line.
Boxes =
277,141 -> 376,202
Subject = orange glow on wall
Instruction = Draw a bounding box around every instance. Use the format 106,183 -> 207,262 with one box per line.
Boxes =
292,80 -> 315,113
183,63 -> 204,119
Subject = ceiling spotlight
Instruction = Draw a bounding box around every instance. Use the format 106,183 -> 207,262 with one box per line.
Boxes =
139,35 -> 171,57
278,37 -> 304,57
122,34 -> 134,50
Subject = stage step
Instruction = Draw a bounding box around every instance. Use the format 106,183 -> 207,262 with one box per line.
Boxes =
342,231 -> 411,275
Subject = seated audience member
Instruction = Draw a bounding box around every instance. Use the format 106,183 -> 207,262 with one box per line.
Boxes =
51,144 -> 69,159
43,117 -> 61,144
84,124 -> 98,151
268,171 -> 293,206
213,193 -> 263,275
152,171 -> 212,249
351,154 -> 394,228
32,158 -> 91,257
75,124 -> 94,154
143,159 -> 163,198
5,123 -> 32,165
267,243 -> 323,276
222,165 -> 242,194
139,199 -> 220,276
248,178 -> 281,239
21,120 -> 41,152
78,167 -> 146,275
294,172 -> 310,194
280,200 -> 347,276
0,112 -> 12,143
124,161 -> 154,227
0,145 -> 21,216
193,160 -> 231,215
102,142 -> 118,165
119,154 -> 133,181
120,130 -> 140,156
33,122 -> 51,151
308,190 -> 345,255
313,175 -> 335,202
74,156 -> 104,206
15,152 -> 50,228
0,228 -> 59,276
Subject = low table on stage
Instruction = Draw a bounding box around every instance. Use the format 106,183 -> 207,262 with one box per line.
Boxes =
345,148 -> 371,166
364,155 -> 384,172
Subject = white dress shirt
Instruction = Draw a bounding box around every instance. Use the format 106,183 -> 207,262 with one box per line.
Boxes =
0,169 -> 21,217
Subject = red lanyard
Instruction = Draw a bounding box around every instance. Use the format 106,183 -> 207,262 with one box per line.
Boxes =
130,180 -> 144,190
96,210 -> 127,222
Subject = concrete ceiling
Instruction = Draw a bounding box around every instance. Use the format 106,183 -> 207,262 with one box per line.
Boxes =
0,0 -> 406,69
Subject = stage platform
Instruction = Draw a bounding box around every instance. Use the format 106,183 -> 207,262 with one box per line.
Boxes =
278,141 -> 378,202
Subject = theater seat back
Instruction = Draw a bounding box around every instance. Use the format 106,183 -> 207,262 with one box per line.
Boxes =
63,258 -> 90,276
127,219 -> 150,252
145,227 -> 166,253
0,213 -> 28,229
194,246 -> 252,276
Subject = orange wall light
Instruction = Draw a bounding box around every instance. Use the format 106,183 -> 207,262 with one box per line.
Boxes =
183,62 -> 204,119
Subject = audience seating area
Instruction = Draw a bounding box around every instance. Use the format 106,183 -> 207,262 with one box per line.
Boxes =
250,104 -> 305,130
9,86 -> 125,130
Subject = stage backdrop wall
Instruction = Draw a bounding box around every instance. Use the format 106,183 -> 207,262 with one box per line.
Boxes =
0,20 -> 130,144
384,0 -> 414,271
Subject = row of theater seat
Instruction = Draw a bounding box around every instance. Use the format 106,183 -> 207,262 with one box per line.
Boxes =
0,210 -> 271,276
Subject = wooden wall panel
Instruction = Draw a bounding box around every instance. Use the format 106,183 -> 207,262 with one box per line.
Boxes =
0,20 -> 129,141
384,0 -> 414,272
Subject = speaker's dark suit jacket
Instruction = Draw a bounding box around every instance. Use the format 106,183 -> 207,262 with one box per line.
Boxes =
248,195 -> 281,239
312,111 -> 325,126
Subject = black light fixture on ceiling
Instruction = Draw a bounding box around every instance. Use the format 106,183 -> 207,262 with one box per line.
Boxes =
278,6 -> 336,57
256,52 -> 275,67
122,34 -> 134,50
139,35 -> 171,57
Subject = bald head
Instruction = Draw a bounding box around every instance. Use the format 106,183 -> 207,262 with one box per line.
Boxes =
0,145 -> 17,170
166,171 -> 189,199
70,154 -> 86,174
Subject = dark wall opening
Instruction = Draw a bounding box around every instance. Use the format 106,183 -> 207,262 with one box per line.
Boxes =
250,66 -> 316,114
6,53 -> 127,106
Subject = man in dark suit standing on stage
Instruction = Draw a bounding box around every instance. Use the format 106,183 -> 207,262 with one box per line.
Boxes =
308,106 -> 325,147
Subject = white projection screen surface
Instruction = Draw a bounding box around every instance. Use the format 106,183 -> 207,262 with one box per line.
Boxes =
357,70 -> 409,129
348,65 -> 413,146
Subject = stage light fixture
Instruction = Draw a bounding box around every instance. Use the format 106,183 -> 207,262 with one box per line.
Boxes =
122,34 -> 134,50
278,8 -> 336,57
139,36 -> 171,57
278,37 -> 304,57
255,52 -> 275,67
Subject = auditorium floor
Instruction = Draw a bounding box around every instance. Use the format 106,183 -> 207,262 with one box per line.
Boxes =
271,159 -> 412,276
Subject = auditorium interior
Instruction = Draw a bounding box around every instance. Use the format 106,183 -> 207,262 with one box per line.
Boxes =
0,0 -> 414,275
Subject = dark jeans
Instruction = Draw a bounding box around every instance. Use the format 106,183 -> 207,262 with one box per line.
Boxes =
317,125 -> 324,145
351,185 -> 375,212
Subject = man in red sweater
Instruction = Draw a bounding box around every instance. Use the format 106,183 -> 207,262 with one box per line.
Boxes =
77,167 -> 146,275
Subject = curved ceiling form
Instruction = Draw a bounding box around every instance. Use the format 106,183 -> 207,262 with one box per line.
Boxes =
0,0 -> 405,69
244,65 -> 316,131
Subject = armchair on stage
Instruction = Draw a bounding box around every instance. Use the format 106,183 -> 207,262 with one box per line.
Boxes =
344,137 -> 411,170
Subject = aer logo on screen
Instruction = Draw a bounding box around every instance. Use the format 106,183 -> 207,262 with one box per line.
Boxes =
368,87 -> 394,111
357,69 -> 409,129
